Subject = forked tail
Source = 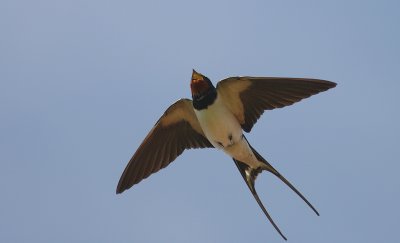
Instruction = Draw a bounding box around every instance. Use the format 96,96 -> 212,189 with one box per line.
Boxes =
233,141 -> 319,240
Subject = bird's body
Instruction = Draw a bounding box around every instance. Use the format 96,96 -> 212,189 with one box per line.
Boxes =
194,94 -> 240,149
194,95 -> 252,160
116,70 -> 336,240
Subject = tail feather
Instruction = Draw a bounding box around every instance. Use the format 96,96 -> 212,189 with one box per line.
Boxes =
233,140 -> 319,240
249,143 -> 320,216
234,159 -> 288,241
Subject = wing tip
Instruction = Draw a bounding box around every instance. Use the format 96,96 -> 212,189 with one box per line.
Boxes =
116,184 -> 125,194
325,80 -> 337,89
116,179 -> 133,194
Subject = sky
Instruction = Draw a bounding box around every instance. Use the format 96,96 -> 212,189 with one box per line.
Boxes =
1,0 -> 399,242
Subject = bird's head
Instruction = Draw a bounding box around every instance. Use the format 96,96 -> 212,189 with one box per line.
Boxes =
190,69 -> 215,99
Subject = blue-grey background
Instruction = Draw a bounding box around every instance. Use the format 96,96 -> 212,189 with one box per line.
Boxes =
1,0 -> 399,242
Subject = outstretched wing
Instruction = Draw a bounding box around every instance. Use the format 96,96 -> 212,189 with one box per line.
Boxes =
217,77 -> 336,132
116,98 -> 213,194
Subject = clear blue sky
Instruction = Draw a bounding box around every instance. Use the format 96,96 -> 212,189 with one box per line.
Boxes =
1,0 -> 399,242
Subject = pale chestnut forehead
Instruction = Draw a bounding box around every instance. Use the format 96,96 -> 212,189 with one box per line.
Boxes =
191,71 -> 204,81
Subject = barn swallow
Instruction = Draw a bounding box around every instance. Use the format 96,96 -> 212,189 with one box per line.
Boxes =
117,70 -> 336,240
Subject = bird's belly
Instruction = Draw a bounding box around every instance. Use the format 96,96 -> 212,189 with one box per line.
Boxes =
194,99 -> 260,168
194,98 -> 242,149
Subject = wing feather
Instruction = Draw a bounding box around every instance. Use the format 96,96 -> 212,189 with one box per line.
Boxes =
217,77 -> 336,132
116,98 -> 213,194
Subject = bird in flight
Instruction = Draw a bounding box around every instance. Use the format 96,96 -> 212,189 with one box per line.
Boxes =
117,70 -> 336,240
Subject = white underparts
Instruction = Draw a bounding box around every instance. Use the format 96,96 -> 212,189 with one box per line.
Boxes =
194,96 -> 261,168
